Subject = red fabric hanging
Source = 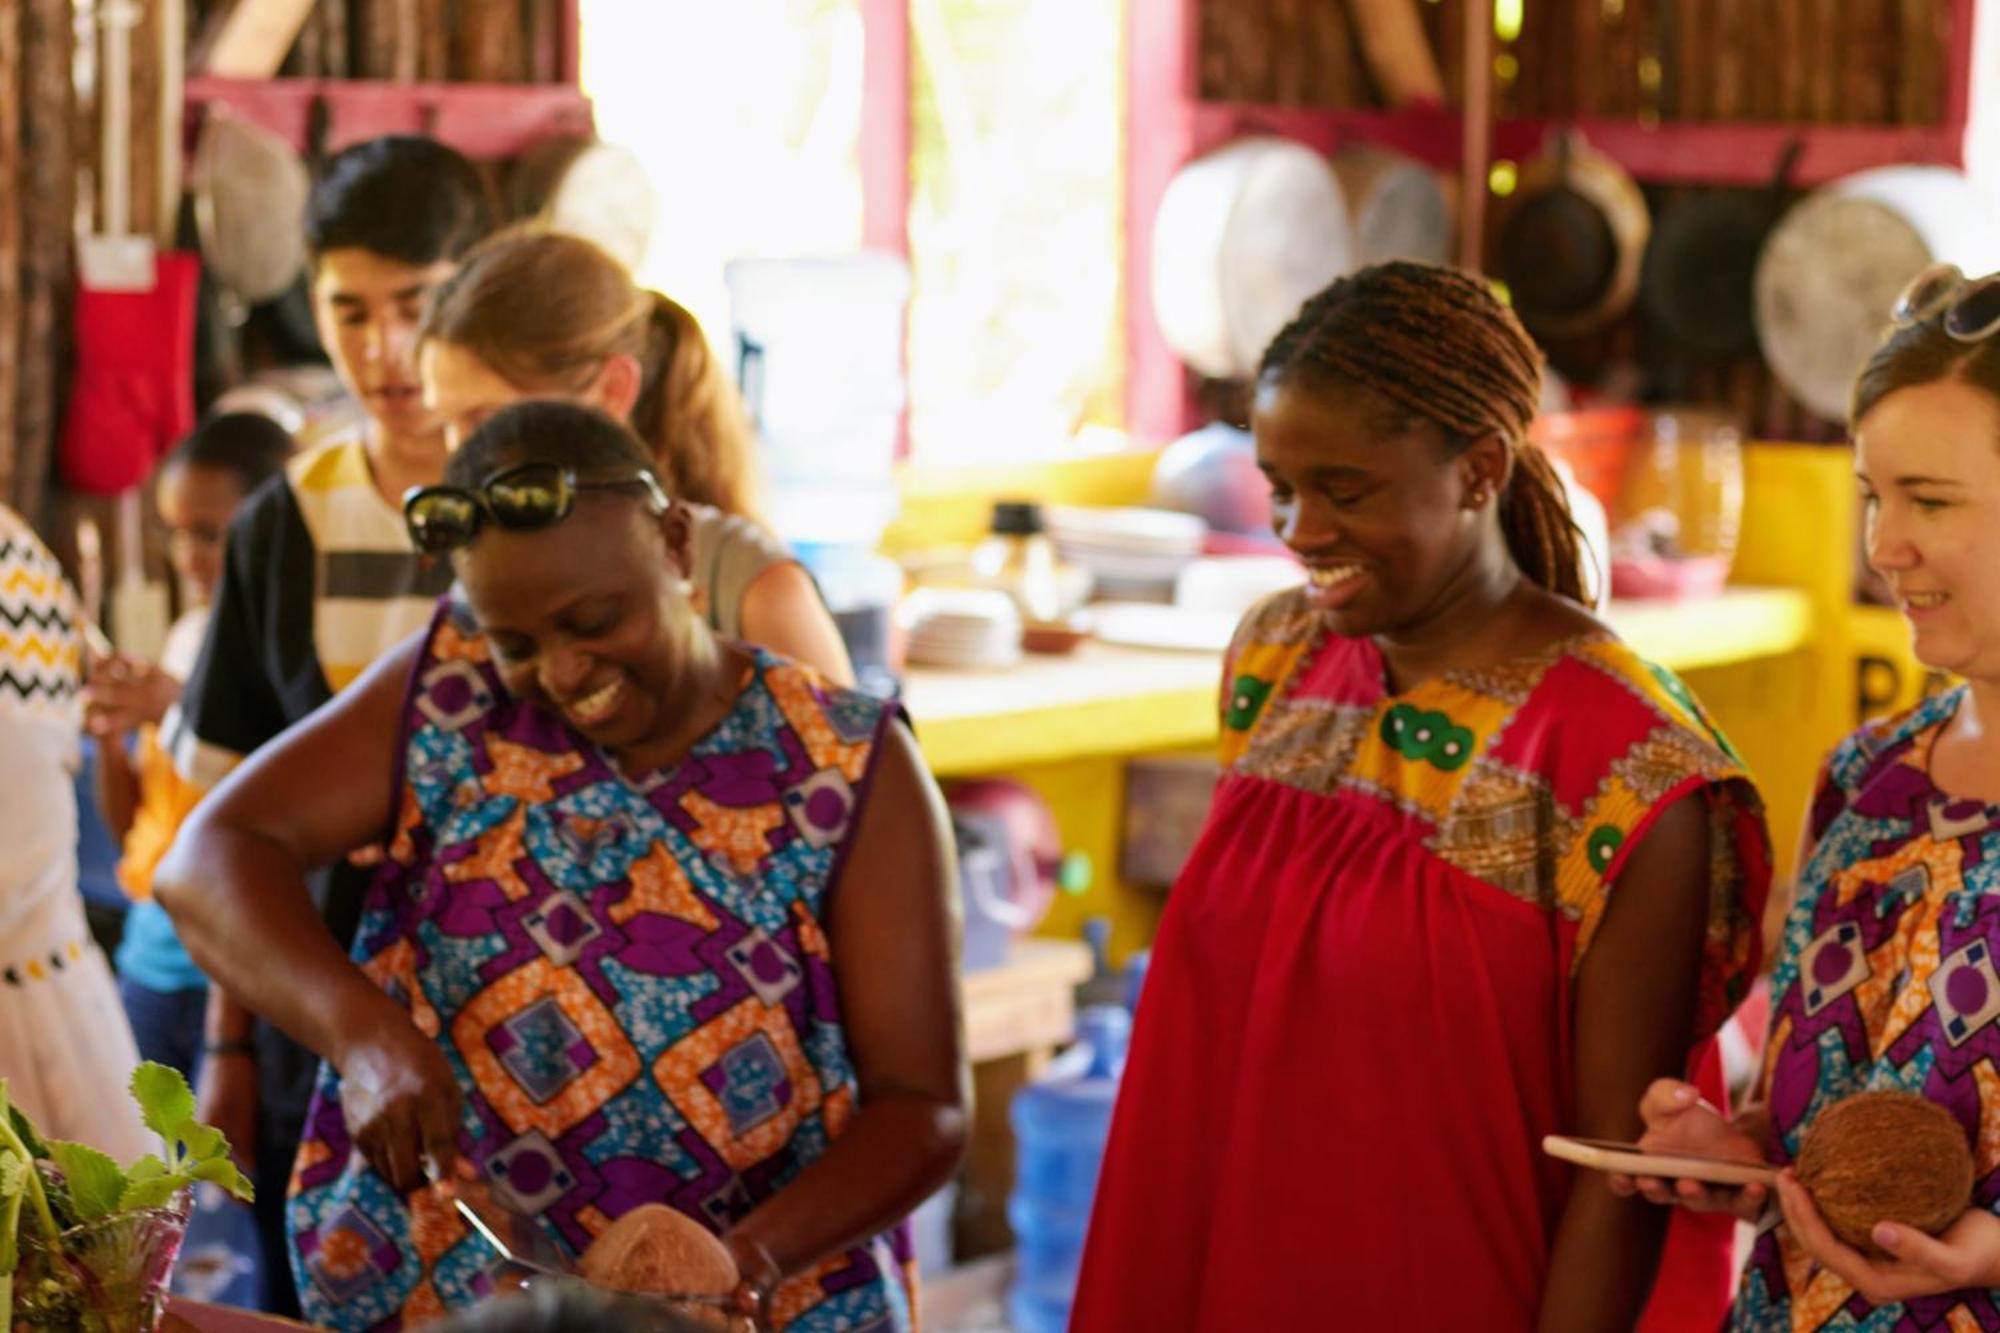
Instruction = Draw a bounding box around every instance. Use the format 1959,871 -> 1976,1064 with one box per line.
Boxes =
58,251 -> 201,495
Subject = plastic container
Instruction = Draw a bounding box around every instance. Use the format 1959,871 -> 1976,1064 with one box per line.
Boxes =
1529,406 -> 1646,512
728,254 -> 908,551
947,780 -> 1070,970
1006,1005 -> 1131,1333
972,500 -> 1064,626
725,253 -> 909,488
1608,408 -> 1745,601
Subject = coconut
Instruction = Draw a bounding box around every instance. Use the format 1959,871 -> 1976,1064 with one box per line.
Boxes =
579,1202 -> 740,1300
1794,1090 -> 1975,1252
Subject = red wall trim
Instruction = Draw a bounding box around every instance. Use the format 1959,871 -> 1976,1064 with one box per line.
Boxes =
860,0 -> 911,257
1126,0 -> 1201,445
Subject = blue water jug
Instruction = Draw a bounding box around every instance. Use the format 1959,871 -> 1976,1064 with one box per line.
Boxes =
1006,1004 -> 1130,1333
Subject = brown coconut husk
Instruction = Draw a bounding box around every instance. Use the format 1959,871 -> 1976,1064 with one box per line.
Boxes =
579,1203 -> 739,1313
1794,1090 -> 1975,1252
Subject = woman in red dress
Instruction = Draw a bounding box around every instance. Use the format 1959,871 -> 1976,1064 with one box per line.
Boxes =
1069,262 -> 1772,1331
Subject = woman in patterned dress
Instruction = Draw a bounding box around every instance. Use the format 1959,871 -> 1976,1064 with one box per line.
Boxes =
156,401 -> 966,1330
1624,269 -> 2000,1328
0,504 -> 152,1163
1068,262 -> 1772,1332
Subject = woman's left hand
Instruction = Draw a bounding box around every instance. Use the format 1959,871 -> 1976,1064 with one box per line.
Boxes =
1775,1168 -> 2000,1304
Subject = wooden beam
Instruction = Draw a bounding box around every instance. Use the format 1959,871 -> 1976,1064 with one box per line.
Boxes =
1458,0 -> 1491,270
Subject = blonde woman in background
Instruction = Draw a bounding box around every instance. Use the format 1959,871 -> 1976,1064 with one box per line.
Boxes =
419,228 -> 853,684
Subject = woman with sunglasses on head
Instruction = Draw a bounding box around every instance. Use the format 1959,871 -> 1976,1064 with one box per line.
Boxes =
155,400 -> 966,1331
417,227 -> 853,685
1618,266 -> 2000,1327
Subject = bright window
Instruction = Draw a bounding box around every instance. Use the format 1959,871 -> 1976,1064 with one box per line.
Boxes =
578,0 -> 1126,466
579,0 -> 866,352
906,0 -> 1126,462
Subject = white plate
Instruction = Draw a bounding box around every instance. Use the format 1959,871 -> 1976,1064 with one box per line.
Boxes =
1046,504 -> 1207,547
1089,602 -> 1236,654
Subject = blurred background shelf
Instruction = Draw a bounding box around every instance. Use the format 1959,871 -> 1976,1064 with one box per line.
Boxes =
1190,104 -> 1966,186
183,76 -> 593,159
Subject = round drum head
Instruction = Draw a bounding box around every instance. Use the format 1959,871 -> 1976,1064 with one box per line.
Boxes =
192,106 -> 310,306
1756,193 -> 1929,421
1500,187 -> 1617,322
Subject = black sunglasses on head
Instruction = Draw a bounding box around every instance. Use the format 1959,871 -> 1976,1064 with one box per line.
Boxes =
403,462 -> 671,555
1891,262 -> 2000,343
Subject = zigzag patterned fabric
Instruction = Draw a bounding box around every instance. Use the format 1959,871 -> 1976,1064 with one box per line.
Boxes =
0,505 -> 81,723
289,603 -> 915,1331
1735,688 -> 2000,1330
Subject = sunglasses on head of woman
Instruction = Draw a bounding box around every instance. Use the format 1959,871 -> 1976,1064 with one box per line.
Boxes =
402,462 -> 671,555
1891,263 -> 2000,342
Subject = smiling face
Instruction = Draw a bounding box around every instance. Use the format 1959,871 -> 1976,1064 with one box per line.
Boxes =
1856,376 -> 2000,682
1252,377 -> 1502,639
312,247 -> 458,441
455,492 -> 697,760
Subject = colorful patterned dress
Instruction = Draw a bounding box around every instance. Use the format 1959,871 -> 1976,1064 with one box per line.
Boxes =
1735,688 -> 2000,1330
288,604 -> 916,1331
1070,589 -> 1770,1333
0,505 -> 151,1164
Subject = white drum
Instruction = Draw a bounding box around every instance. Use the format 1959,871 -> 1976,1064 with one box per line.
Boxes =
1756,166 -> 2000,422
1151,136 -> 1355,380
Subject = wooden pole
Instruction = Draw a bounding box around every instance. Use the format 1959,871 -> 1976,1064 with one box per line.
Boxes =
17,0 -> 72,528
0,0 -> 21,513
1458,0 -> 1491,270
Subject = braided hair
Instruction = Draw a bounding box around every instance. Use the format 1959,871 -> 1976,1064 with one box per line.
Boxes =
1257,261 -> 1585,603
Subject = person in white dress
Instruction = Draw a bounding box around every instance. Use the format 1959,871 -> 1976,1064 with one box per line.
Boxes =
0,502 -> 151,1162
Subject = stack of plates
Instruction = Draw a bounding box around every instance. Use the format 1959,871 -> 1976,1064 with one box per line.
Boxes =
902,587 -> 1022,669
1047,505 -> 1208,600
1090,602 -> 1237,654
1174,555 -> 1304,618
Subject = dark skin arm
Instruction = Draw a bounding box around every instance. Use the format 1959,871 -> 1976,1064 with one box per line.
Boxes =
1536,792 -> 1714,1333
719,719 -> 969,1287
155,635 -> 460,1191
1611,799 -> 1822,1217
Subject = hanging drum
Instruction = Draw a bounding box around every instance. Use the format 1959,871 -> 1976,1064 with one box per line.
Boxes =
191,104 -> 312,319
1756,165 -> 2000,422
1331,142 -> 1454,267
1151,136 -> 1355,380
1641,145 -> 1798,363
506,135 -> 658,273
1494,131 -> 1650,339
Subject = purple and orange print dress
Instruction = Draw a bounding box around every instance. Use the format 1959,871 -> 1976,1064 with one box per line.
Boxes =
287,603 -> 916,1331
1736,687 -> 2000,1330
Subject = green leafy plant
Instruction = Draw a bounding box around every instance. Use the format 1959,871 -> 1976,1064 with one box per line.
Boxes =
0,1062 -> 253,1327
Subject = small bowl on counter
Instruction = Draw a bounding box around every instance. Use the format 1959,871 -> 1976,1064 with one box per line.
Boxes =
1021,614 -> 1094,655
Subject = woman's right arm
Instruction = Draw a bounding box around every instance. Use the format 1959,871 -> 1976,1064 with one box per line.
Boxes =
155,634 -> 461,1187
1611,793 -> 1826,1217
